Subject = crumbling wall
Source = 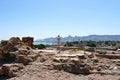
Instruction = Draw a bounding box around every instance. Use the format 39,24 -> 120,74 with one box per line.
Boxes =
0,37 -> 35,61
0,37 -> 39,77
22,37 -> 34,48
1,37 -> 21,52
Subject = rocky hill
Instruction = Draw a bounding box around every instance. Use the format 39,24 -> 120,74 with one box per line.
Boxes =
35,35 -> 120,43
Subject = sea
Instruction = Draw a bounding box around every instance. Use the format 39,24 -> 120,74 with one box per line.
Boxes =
0,41 -> 55,46
33,41 -> 56,45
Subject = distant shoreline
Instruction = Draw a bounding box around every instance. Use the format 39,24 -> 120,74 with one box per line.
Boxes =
33,41 -> 55,45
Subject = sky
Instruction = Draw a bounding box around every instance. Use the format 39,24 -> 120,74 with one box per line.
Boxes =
0,0 -> 120,40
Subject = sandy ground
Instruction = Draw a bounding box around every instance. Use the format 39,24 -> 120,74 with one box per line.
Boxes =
9,62 -> 120,80
1,49 -> 120,80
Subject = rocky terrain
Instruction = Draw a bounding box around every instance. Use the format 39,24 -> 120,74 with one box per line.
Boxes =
0,37 -> 120,80
9,50 -> 120,80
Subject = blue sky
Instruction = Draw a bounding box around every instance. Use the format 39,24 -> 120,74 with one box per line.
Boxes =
0,0 -> 120,40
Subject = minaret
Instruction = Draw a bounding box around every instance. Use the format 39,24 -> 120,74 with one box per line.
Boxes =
57,35 -> 61,50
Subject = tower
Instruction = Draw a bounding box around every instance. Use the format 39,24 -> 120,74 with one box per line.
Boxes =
57,35 -> 61,50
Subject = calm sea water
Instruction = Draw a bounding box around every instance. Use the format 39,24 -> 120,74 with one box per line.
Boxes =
33,41 -> 56,45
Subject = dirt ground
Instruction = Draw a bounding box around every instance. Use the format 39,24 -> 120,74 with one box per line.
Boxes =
1,49 -> 120,80
9,62 -> 120,80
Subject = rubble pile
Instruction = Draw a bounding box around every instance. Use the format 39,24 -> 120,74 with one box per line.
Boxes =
51,51 -> 94,74
0,37 -> 40,77
0,37 -> 120,80
0,63 -> 24,77
0,37 -> 38,62
48,50 -> 120,76
51,59 -> 91,74
6,49 -> 120,80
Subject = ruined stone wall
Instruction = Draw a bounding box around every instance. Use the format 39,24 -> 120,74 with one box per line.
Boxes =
22,37 -> 34,48
0,37 -> 34,61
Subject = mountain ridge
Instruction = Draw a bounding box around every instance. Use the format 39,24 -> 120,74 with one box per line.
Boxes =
35,35 -> 120,43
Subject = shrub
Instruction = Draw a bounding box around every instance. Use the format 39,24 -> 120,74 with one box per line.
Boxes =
34,44 -> 46,49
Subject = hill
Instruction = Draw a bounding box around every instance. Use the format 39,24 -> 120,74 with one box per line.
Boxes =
35,35 -> 120,43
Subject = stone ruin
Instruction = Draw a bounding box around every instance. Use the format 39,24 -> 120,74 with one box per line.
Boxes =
0,37 -> 94,77
51,58 -> 91,74
22,37 -> 34,49
0,37 -> 40,77
0,37 -> 36,62
1,37 -> 119,78
49,51 -> 96,74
